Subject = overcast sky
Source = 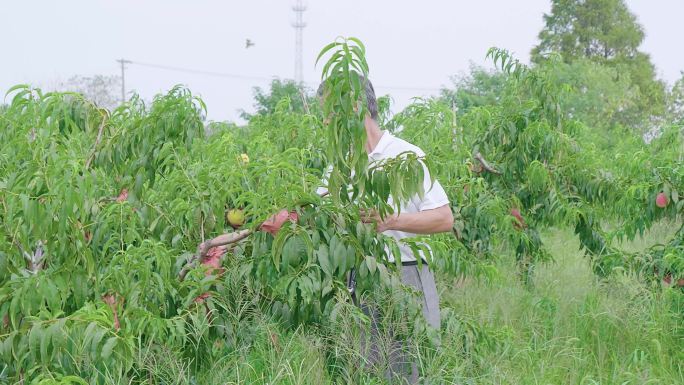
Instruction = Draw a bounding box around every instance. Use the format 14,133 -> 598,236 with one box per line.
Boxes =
1,1 -> 682,122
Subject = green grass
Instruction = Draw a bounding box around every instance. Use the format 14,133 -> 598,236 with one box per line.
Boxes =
433,226 -> 683,385
144,227 -> 683,384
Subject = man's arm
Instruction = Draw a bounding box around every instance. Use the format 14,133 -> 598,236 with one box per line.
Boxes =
362,204 -> 454,234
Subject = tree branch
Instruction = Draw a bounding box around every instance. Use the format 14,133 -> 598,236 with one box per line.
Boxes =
178,229 -> 252,281
178,191 -> 330,281
85,113 -> 108,169
21,240 -> 45,273
299,89 -> 311,115
474,152 -> 501,175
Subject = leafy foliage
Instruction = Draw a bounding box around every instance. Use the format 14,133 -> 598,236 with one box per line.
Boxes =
531,0 -> 666,124
0,36 -> 682,384
668,72 -> 684,124
0,39 -> 435,383
542,58 -> 641,132
240,78 -> 314,120
439,65 -> 507,115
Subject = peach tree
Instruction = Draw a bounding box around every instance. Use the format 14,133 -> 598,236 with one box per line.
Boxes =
391,49 -> 683,285
0,38 -> 440,383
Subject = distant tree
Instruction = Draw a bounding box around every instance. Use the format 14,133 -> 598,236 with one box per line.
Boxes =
240,79 -> 313,120
531,0 -> 666,122
204,120 -> 238,137
59,74 -> 121,111
532,0 -> 643,62
667,72 -> 684,124
439,65 -> 507,114
544,58 -> 641,131
440,59 -> 643,141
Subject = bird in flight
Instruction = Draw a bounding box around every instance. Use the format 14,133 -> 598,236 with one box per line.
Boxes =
245,39 -> 255,49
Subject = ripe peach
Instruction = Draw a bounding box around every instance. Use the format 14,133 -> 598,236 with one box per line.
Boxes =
510,208 -> 526,229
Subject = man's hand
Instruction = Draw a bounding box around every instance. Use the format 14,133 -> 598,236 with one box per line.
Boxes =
260,209 -> 299,235
195,239 -> 228,276
202,245 -> 228,269
360,209 -> 396,233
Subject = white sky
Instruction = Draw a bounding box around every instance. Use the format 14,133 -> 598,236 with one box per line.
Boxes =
1,1 -> 682,123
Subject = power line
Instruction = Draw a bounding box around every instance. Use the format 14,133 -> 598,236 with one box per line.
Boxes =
124,59 -> 444,93
128,60 -> 273,82
372,84 -> 444,92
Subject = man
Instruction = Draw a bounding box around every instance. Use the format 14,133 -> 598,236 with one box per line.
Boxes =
316,77 -> 453,382
199,76 -> 453,382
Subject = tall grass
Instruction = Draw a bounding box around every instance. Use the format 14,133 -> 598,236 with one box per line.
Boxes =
143,226 -> 683,384
432,226 -> 683,385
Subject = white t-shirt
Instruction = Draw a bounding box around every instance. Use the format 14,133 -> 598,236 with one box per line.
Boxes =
317,130 -> 450,262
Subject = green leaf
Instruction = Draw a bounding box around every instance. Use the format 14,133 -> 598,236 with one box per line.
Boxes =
90,328 -> 106,359
317,247 -> 332,277
61,376 -> 89,385
40,325 -> 51,365
28,324 -> 43,359
5,83 -> 30,97
333,239 -> 346,274
315,42 -> 339,67
365,255 -> 377,275
101,336 -> 117,360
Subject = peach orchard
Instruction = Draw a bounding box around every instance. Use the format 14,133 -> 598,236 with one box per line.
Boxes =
0,39 -> 682,383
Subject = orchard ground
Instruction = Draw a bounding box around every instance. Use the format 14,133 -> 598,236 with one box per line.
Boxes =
152,222 -> 683,385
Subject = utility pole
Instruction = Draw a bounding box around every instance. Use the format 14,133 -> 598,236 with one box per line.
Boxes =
116,58 -> 131,104
292,0 -> 306,84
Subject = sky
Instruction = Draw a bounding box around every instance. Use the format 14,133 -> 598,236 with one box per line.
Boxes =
1,0 -> 682,123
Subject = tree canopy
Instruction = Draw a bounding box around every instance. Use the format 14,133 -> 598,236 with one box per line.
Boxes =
240,79 -> 313,120
531,0 -> 666,123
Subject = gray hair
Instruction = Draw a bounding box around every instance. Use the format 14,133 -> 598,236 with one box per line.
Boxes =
317,74 -> 378,121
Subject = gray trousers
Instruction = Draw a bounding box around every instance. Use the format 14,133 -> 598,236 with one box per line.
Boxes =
359,264 -> 440,384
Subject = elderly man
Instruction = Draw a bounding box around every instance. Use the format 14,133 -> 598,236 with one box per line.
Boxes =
315,76 -> 453,382
199,76 -> 453,383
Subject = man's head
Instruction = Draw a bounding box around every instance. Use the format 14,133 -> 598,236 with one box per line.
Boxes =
317,74 -> 378,121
